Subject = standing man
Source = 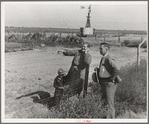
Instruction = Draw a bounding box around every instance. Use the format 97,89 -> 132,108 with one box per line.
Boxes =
94,43 -> 119,118
58,43 -> 92,98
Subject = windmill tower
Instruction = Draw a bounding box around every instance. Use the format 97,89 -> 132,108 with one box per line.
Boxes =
80,5 -> 95,37
85,5 -> 91,28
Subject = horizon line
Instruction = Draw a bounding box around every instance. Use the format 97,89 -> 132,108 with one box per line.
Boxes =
5,26 -> 147,32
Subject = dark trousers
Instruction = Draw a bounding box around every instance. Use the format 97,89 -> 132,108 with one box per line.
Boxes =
99,78 -> 117,118
54,89 -> 63,105
65,66 -> 86,97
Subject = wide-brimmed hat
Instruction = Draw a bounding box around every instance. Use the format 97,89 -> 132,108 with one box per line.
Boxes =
58,68 -> 65,76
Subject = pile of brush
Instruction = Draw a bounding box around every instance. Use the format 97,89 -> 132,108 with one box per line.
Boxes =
44,34 -> 84,46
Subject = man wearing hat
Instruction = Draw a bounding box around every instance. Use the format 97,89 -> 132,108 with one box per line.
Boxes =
94,43 -> 120,118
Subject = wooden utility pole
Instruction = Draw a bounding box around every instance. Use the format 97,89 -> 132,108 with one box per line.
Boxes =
137,38 -> 146,66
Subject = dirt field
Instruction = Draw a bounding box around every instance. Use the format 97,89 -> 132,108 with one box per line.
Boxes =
4,39 -> 147,118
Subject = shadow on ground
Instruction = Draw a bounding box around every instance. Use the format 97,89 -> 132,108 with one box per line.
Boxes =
16,91 -> 51,106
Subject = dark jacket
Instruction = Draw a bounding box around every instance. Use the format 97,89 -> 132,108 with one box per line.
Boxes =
53,75 -> 68,96
62,49 -> 92,97
63,49 -> 92,70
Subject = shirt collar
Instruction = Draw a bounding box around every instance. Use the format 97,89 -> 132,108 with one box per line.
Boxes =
103,53 -> 108,57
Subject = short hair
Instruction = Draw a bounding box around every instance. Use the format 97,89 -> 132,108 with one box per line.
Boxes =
100,43 -> 110,49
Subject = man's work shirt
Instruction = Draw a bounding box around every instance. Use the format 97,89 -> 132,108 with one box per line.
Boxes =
62,48 -> 92,84
99,53 -> 111,78
63,49 -> 92,70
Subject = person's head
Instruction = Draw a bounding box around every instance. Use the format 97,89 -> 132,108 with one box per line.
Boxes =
58,68 -> 65,77
99,43 -> 110,56
81,43 -> 90,53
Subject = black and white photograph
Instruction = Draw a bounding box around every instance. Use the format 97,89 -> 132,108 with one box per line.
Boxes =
1,1 -> 148,123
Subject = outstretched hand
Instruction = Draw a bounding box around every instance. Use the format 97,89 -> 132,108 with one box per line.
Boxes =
57,49 -> 66,55
59,87 -> 64,90
57,50 -> 63,54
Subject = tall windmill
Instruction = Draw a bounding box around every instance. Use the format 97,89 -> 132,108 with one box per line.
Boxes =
85,5 -> 91,28
80,5 -> 95,37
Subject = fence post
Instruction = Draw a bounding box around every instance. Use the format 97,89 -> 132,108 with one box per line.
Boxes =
137,39 -> 146,66
137,46 -> 140,66
118,35 -> 120,42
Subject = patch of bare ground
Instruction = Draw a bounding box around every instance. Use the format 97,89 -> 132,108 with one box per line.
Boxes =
4,42 -> 147,118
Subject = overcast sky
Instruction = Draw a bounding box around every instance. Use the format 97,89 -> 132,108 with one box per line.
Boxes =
3,1 -> 148,30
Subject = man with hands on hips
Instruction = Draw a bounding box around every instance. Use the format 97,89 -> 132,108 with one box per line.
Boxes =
94,43 -> 119,118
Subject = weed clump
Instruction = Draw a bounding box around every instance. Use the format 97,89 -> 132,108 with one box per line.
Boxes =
48,95 -> 106,118
115,59 -> 147,116
116,59 -> 147,105
49,59 -> 147,118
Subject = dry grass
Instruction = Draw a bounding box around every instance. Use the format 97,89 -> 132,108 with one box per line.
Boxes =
117,110 -> 147,119
48,59 -> 147,118
115,59 -> 147,116
5,42 -> 33,53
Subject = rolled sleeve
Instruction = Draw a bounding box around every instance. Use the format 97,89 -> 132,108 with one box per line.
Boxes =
84,53 -> 92,65
63,49 -> 78,56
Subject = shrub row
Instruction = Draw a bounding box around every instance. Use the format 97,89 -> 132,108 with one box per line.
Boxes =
123,40 -> 147,48
44,34 -> 84,46
6,35 -> 85,51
